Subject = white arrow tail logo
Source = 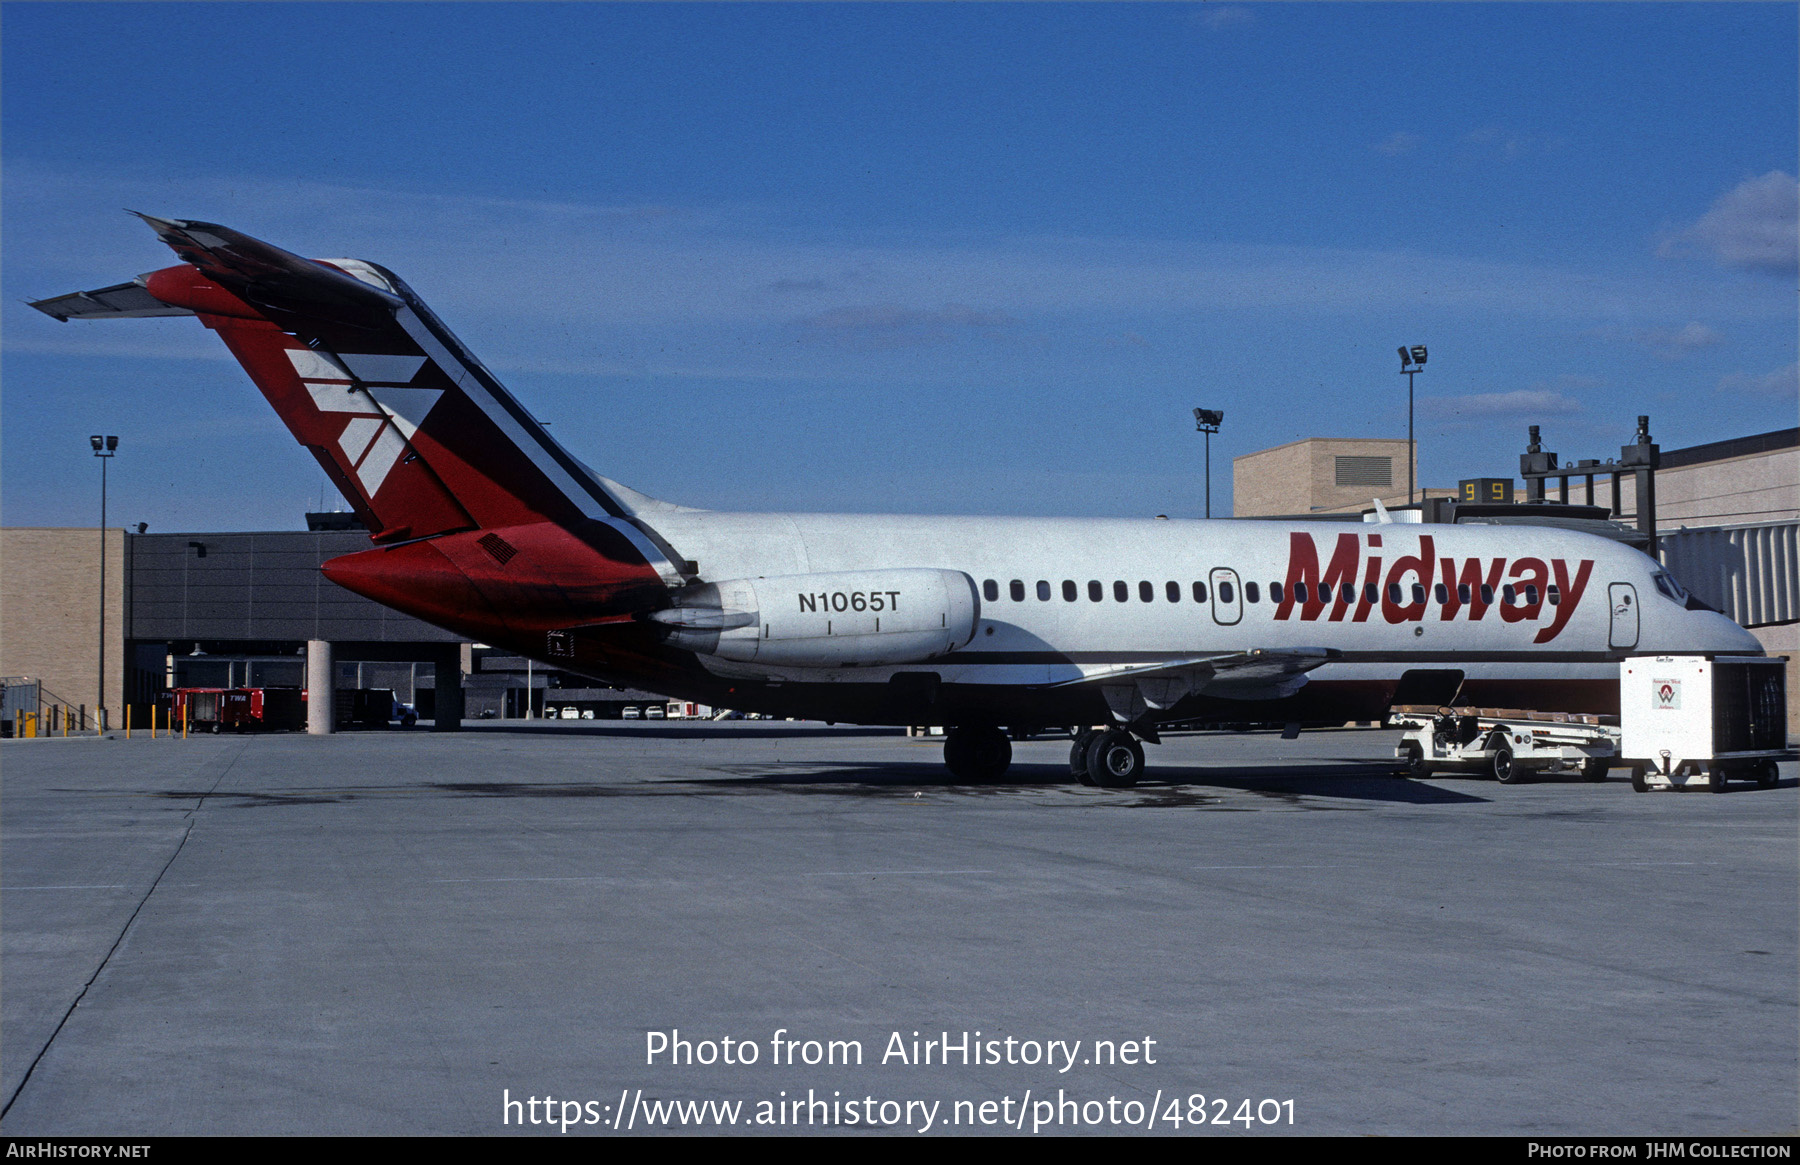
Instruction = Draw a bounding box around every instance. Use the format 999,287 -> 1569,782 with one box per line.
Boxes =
287,349 -> 439,496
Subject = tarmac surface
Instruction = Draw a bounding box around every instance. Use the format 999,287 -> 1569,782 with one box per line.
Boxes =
2,722 -> 1795,1137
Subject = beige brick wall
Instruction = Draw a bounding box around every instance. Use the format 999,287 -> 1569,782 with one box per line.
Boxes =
1233,438 -> 1418,516
1,528 -> 125,716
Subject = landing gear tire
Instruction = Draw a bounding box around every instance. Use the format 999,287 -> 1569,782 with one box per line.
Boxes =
1707,764 -> 1727,794
1579,757 -> 1608,783
1086,730 -> 1144,788
1399,740 -> 1429,778
1755,760 -> 1779,788
944,725 -> 1012,784
1629,765 -> 1649,792
1492,738 -> 1526,784
1070,729 -> 1100,786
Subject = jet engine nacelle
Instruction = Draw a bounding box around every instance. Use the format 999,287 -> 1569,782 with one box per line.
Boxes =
647,568 -> 980,667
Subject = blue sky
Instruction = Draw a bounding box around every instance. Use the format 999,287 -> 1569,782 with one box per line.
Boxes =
4,2 -> 1795,531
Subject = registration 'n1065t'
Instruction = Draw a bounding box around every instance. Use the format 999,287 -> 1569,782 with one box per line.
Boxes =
799,590 -> 902,614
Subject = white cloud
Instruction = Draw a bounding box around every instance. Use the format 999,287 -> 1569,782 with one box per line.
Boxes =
1587,322 -> 1727,359
1659,171 -> 1799,276
1193,5 -> 1255,30
1373,132 -> 1422,157
1716,362 -> 1798,398
795,303 -> 1019,349
1638,322 -> 1724,360
1420,389 -> 1584,422
1460,127 -> 1564,160
5,159 -> 1790,386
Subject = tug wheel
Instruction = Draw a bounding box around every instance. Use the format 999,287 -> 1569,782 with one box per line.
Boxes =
1492,738 -> 1526,784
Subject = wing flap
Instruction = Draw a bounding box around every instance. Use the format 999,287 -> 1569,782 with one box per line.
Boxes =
1047,647 -> 1340,688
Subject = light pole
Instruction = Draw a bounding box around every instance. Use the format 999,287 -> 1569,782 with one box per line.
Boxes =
1397,346 -> 1426,505
91,435 -> 118,728
1193,408 -> 1224,518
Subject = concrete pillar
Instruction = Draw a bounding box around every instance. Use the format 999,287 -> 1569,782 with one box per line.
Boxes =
306,639 -> 334,735
432,644 -> 464,731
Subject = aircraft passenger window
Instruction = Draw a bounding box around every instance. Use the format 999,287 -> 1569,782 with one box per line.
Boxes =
1316,584 -> 1329,602
1294,583 -> 1309,603
1502,585 -> 1516,605
1245,582 -> 1260,603
1479,585 -> 1494,604
1547,585 -> 1561,606
1219,580 -> 1235,603
1037,580 -> 1052,601
1270,582 -> 1284,603
1459,584 -> 1472,604
1192,581 -> 1208,602
1010,580 -> 1025,602
1412,584 -> 1426,604
1139,581 -> 1154,602
1089,580 -> 1103,602
1062,580 -> 1078,602
1364,584 -> 1379,604
1114,581 -> 1128,602
1434,584 -> 1448,604
1166,581 -> 1180,603
1525,585 -> 1539,605
983,579 -> 998,602
1387,583 -> 1403,604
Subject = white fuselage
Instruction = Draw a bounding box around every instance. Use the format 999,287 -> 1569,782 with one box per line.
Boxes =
639,510 -> 1762,699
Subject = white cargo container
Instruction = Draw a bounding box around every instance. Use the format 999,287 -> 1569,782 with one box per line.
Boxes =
1619,655 -> 1788,791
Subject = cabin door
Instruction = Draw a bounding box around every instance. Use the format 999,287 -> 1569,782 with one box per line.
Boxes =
1607,582 -> 1639,650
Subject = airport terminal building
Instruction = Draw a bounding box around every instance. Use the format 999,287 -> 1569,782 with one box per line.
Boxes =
0,524 -> 670,731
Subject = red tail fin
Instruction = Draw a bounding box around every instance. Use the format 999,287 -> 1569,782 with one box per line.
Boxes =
30,216 -> 685,580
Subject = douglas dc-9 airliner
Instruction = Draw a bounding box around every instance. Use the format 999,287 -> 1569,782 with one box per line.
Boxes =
30,216 -> 1763,784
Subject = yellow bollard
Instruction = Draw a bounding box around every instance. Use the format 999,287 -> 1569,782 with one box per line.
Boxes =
152,705 -> 158,740
126,704 -> 132,740
182,703 -> 189,739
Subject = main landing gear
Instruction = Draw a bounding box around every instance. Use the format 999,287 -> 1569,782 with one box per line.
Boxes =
942,724 -> 1151,787
1069,728 -> 1145,788
943,725 -> 1012,783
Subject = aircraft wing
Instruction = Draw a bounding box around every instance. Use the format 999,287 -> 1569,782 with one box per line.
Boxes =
1048,647 -> 1341,689
1048,648 -> 1342,725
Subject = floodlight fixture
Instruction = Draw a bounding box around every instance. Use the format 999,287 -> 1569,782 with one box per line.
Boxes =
1396,346 -> 1425,504
90,434 -> 122,727
1194,407 -> 1225,517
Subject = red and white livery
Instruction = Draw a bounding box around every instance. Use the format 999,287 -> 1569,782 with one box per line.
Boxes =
30,217 -> 1764,783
